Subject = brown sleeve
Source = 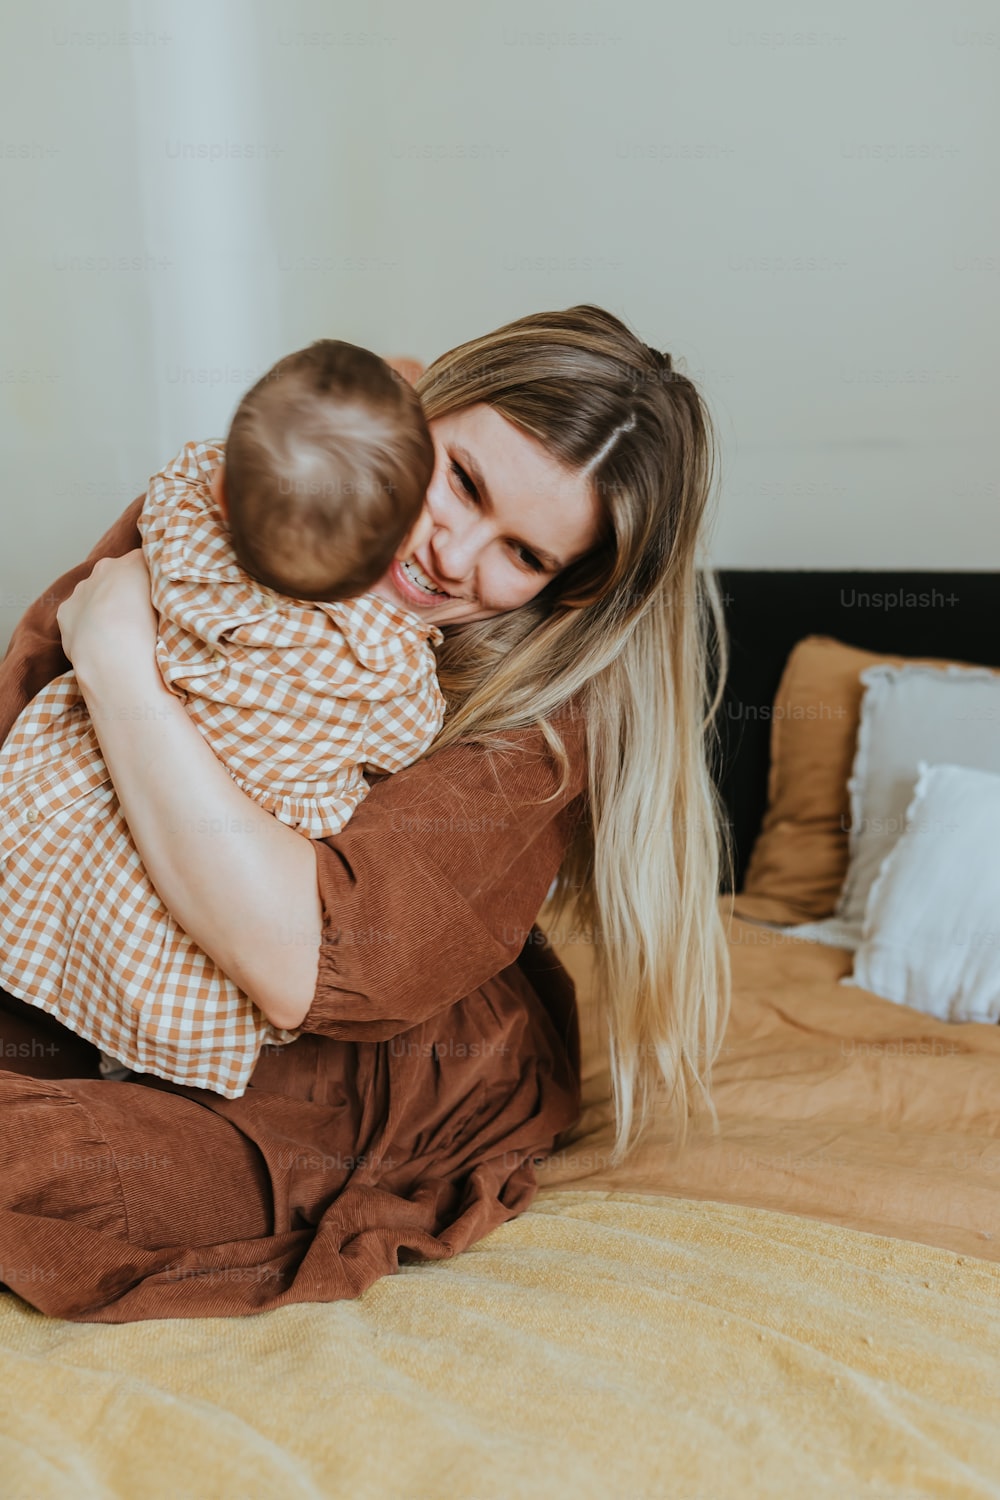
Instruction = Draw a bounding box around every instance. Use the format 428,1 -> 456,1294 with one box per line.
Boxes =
299,703 -> 589,1043
0,493 -> 146,747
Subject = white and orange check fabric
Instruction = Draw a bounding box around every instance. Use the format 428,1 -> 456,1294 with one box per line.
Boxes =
0,438 -> 445,1097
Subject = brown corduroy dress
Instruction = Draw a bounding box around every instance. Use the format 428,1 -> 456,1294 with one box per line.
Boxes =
0,498 -> 587,1323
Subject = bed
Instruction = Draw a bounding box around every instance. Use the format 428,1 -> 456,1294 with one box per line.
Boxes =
2,569 -> 999,1500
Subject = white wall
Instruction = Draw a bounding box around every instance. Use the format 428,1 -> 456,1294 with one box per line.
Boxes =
2,0 -> 998,654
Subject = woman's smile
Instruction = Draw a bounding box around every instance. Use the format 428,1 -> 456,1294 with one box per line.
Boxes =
368,402 -> 603,626
389,556 -> 453,606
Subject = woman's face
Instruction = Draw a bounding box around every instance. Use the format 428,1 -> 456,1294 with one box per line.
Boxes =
368,403 -> 604,625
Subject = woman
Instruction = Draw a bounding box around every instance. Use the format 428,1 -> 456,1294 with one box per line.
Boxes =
0,304 -> 732,1322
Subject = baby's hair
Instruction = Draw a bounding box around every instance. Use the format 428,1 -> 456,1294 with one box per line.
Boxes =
223,339 -> 435,601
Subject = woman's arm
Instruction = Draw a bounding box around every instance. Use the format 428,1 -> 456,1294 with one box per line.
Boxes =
64,560 -> 588,1041
74,596 -> 586,1042
299,710 -> 587,1042
57,552 -> 321,1031
19,528 -> 587,1045
2,514 -> 321,1026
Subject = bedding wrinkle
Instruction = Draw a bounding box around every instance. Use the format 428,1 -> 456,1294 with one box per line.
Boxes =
539,906 -> 1000,1265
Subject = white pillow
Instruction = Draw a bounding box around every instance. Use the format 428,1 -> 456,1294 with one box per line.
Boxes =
835,661 -> 1000,935
844,762 -> 1000,1022
775,660 -> 1000,953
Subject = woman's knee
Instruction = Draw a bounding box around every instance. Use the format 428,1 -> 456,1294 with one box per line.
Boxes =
0,1073 -> 273,1250
0,1072 -> 130,1239
53,1078 -> 275,1248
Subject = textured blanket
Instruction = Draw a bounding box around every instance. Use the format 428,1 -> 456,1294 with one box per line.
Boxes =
1,1189 -> 998,1499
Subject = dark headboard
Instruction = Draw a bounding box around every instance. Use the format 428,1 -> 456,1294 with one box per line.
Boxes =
712,570 -> 1000,893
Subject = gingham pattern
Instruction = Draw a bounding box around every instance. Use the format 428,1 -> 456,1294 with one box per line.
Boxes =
0,438 -> 445,1097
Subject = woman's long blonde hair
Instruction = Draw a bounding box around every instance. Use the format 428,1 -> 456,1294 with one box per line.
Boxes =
411,305 -> 733,1165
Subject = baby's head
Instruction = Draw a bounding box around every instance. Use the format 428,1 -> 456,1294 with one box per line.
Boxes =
216,340 -> 435,602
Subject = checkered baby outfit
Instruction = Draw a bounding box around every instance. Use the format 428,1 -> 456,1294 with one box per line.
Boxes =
0,438 -> 445,1096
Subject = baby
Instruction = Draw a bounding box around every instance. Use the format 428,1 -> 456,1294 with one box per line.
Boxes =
0,339 -> 445,1097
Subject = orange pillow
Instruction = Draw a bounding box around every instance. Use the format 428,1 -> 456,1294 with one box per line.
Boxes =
734,635 -> 993,926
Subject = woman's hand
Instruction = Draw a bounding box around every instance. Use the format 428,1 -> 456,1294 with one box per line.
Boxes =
55,548 -> 159,677
384,355 -> 425,386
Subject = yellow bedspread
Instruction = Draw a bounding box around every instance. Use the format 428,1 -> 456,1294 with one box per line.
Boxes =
1,1189 -> 998,1499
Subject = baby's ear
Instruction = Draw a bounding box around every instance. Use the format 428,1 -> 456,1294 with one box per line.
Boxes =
209,463 -> 228,522
384,356 -> 424,387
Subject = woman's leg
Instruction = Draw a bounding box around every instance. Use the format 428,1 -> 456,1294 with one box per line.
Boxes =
0,1073 -> 275,1248
0,986 -> 273,1251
